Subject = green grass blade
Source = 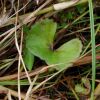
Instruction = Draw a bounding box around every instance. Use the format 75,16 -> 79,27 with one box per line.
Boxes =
88,0 -> 96,99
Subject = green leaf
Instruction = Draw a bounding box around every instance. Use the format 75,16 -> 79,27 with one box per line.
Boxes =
23,25 -> 34,71
23,47 -> 34,71
25,19 -> 82,70
75,77 -> 91,95
47,39 -> 82,70
26,19 -> 57,60
75,84 -> 87,94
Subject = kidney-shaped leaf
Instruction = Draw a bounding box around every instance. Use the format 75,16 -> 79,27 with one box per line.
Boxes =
25,19 -> 82,70
46,39 -> 82,70
26,19 -> 57,60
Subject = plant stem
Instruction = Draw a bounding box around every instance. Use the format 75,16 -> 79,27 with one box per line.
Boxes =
88,0 -> 96,99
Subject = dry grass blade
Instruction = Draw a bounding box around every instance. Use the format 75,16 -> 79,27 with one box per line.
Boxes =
0,86 -> 26,99
25,75 -> 38,100
7,90 -> 12,100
